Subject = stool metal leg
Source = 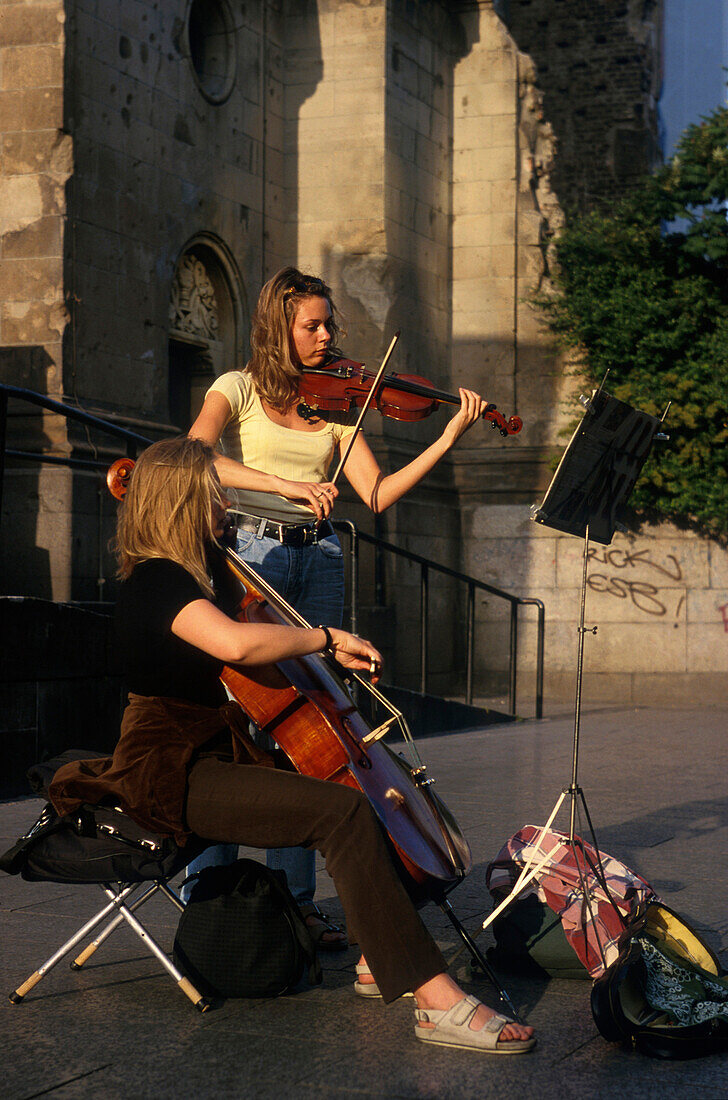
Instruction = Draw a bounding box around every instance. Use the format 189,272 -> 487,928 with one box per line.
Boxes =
98,884 -> 209,1012
10,884 -> 138,1002
72,882 -> 163,968
10,881 -> 210,1013
73,880 -> 186,968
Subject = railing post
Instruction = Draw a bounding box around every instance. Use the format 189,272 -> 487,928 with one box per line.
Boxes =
349,525 -> 359,636
466,582 -> 475,706
508,601 -> 518,715
0,389 -> 7,534
535,603 -> 544,719
420,563 -> 428,695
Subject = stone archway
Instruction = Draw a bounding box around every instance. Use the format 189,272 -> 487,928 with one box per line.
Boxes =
167,235 -> 247,431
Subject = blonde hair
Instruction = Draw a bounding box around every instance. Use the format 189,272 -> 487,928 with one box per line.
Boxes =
246,266 -> 342,410
114,437 -> 223,597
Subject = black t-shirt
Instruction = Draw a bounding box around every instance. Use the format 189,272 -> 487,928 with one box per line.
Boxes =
114,559 -> 226,707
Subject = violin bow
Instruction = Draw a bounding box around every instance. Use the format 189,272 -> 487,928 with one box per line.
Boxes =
327,330 -> 400,488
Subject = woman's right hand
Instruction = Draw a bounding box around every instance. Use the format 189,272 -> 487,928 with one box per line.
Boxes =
273,478 -> 338,520
327,628 -> 383,682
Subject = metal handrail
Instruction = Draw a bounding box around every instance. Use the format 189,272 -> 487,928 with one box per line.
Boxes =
1,384 -> 544,716
0,383 -> 153,520
333,519 -> 544,719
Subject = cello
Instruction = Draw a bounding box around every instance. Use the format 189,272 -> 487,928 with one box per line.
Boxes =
107,457 -> 470,895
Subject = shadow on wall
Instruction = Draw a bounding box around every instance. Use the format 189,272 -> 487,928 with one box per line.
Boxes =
0,345 -> 55,597
501,0 -> 661,211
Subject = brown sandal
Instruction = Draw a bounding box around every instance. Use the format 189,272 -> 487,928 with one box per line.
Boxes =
299,902 -> 348,952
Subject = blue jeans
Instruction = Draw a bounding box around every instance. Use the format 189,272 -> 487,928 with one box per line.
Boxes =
181,527 -> 345,904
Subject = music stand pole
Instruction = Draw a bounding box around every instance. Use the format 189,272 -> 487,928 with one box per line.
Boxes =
468,389 -> 664,966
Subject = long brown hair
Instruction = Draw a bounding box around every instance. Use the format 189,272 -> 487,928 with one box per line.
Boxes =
246,266 -> 342,410
114,437 -> 223,596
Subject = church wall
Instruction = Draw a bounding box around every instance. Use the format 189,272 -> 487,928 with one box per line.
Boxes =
0,0 -> 73,599
3,0 -> 725,704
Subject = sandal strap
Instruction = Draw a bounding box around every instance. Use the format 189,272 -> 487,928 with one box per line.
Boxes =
415,996 -> 516,1050
299,903 -> 344,933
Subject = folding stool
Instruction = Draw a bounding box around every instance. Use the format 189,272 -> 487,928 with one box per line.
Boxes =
2,801 -> 212,1013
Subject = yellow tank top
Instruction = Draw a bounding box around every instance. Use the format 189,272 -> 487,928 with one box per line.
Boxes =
207,371 -> 356,523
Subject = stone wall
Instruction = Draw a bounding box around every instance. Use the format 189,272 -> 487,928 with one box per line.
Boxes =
4,0 -> 722,707
464,504 -> 728,710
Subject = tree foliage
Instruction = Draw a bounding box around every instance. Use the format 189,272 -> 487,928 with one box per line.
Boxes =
539,105 -> 728,536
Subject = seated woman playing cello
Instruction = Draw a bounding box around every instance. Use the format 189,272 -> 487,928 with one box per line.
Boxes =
50,437 -> 535,1055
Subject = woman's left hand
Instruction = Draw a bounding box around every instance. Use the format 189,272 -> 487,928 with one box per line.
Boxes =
441,388 -> 487,446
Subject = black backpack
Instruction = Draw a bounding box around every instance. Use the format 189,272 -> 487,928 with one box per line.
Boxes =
591,901 -> 728,1060
173,858 -> 322,999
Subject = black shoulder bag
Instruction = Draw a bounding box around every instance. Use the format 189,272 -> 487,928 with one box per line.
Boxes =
173,857 -> 322,999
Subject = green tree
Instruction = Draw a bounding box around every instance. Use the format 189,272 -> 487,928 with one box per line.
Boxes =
539,105 -> 728,536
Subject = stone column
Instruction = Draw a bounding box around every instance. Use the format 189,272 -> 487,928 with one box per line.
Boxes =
0,0 -> 73,598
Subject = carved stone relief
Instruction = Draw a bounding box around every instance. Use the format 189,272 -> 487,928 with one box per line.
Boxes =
169,252 -> 219,340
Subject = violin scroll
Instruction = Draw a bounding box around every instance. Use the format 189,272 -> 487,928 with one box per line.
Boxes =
107,457 -> 135,500
483,405 -> 523,437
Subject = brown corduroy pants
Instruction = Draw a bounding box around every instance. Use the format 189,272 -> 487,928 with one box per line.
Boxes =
184,757 -> 446,1003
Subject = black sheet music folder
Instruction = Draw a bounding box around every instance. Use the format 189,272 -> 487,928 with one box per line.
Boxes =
531,389 -> 661,546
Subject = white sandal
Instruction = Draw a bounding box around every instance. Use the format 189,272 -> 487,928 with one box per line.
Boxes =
354,964 -> 414,999
414,995 -> 536,1055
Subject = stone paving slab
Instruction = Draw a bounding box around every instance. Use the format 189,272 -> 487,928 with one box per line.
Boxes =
2,704 -> 728,1099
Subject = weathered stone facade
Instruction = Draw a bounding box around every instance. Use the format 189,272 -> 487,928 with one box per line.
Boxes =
2,0 -> 726,705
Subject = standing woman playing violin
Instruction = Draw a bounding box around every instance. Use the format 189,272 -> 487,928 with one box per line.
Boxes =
50,437 -> 535,1056
186,267 -> 488,948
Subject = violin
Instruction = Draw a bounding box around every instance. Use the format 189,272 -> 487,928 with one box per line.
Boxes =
297,358 -> 523,437
105,457 -> 472,897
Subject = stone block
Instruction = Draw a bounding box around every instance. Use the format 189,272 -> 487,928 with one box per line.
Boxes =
686,620 -> 728,673
0,42 -> 63,89
452,180 -> 493,217
452,144 -> 512,184
0,85 -> 63,129
707,543 -> 728,588
465,502 -> 548,542
455,81 -> 516,119
0,129 -> 66,175
333,4 -> 386,46
688,588 -> 728,626
0,4 -> 64,49
0,256 -> 62,303
0,176 -> 44,237
491,113 -> 517,149
450,245 -> 491,281
451,307 -> 513,340
466,533 -> 557,594
454,47 -> 516,88
629,670 -> 726,706
595,620 -> 688,674
1,298 -> 67,343
1,214 -> 62,259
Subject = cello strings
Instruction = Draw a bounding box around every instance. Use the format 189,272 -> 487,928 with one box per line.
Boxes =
223,544 -> 421,758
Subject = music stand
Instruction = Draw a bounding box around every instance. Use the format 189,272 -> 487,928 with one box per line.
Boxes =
476,386 -> 666,969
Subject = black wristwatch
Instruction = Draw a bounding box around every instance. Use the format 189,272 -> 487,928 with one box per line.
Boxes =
317,625 -> 333,651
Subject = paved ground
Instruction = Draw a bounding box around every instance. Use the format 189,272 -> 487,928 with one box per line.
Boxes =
2,703 -> 728,1099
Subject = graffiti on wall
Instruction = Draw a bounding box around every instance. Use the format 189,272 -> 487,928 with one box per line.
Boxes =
587,545 -> 685,618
